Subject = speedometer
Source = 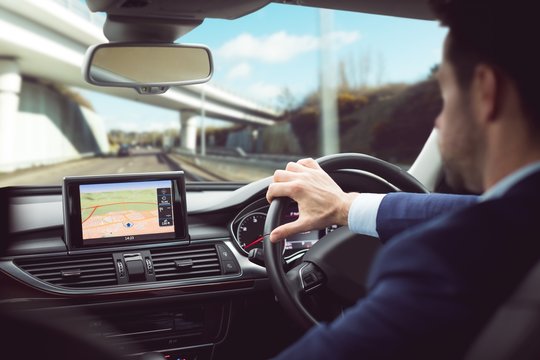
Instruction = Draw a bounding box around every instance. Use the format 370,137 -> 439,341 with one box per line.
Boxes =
236,212 -> 266,253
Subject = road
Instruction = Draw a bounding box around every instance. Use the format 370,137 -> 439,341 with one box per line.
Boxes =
0,149 -> 221,187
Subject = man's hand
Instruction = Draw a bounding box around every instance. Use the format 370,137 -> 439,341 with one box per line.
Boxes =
266,158 -> 359,243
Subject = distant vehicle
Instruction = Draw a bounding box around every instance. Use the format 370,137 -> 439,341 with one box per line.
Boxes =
117,144 -> 130,156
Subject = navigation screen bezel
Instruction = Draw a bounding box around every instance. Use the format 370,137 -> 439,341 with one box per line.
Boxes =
63,172 -> 189,251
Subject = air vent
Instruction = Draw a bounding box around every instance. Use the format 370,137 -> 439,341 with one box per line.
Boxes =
151,245 -> 221,282
16,254 -> 117,288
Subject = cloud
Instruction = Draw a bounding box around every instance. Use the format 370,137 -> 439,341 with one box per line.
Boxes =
218,30 -> 360,63
218,31 -> 317,63
328,31 -> 361,46
248,82 -> 283,102
226,62 -> 252,79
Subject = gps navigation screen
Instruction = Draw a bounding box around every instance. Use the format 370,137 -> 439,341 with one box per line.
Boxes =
79,180 -> 175,243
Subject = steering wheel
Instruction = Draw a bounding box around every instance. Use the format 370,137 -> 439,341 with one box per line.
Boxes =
263,153 -> 429,330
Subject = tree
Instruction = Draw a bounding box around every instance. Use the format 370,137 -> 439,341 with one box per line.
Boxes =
277,87 -> 296,112
357,49 -> 372,88
375,51 -> 386,86
338,60 -> 350,91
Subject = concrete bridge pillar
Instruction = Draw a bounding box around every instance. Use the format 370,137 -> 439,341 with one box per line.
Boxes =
0,58 -> 21,173
179,110 -> 199,153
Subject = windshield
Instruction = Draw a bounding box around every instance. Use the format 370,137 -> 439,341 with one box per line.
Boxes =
0,1 -> 446,186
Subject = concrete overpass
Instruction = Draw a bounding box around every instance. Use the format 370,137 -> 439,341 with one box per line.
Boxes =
0,0 -> 280,171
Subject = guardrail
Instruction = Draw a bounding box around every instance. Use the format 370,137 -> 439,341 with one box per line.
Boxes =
172,148 -> 304,182
172,147 -> 411,182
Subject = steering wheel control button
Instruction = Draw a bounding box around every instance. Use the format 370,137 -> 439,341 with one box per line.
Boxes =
222,260 -> 239,274
300,263 -> 325,293
303,273 -> 317,285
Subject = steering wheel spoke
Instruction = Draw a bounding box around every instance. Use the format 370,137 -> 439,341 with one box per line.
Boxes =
297,262 -> 325,294
284,262 -> 326,300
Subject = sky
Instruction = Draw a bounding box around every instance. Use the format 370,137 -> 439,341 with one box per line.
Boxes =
80,3 -> 447,132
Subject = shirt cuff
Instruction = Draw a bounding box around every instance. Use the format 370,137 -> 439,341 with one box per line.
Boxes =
348,193 -> 387,237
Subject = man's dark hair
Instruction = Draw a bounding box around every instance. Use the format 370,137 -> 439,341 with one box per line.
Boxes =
430,0 -> 539,126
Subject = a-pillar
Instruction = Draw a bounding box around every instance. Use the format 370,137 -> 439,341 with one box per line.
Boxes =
0,58 -> 21,173
179,110 -> 199,153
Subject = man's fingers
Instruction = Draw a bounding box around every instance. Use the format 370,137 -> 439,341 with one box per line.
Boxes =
269,220 -> 306,243
273,159 -> 322,186
285,161 -> 307,172
266,181 -> 299,203
273,169 -> 296,183
297,158 -> 321,170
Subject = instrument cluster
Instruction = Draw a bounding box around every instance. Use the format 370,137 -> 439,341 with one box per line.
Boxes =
229,198 -> 339,257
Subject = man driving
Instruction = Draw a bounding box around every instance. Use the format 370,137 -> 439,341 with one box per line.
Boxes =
267,0 -> 540,358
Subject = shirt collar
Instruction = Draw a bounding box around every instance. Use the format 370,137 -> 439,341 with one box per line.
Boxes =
480,161 -> 540,201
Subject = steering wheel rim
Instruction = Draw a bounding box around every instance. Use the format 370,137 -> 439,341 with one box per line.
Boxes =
263,153 -> 429,330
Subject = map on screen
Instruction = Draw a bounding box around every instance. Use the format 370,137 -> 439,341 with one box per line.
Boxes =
80,180 -> 175,241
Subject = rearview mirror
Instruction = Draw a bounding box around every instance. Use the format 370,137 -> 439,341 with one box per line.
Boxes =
83,43 -> 213,94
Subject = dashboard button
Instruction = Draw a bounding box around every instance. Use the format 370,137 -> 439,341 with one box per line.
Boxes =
301,263 -> 325,292
222,260 -> 239,274
217,244 -> 232,260
116,260 -> 125,277
145,258 -> 153,274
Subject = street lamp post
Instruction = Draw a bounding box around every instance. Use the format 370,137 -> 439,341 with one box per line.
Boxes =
200,86 -> 206,156
319,9 -> 339,156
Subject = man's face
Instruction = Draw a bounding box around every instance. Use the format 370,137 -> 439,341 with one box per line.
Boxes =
435,36 -> 484,193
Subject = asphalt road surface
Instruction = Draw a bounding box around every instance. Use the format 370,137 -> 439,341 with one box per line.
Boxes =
0,149 -> 214,187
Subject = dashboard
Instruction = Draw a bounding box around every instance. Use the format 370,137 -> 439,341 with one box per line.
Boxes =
0,170 -> 395,359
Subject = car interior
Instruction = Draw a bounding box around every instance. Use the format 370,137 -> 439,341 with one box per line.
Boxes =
2,0 -> 540,359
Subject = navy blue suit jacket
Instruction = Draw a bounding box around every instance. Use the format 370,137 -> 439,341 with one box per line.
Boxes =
376,192 -> 478,243
274,171 -> 540,359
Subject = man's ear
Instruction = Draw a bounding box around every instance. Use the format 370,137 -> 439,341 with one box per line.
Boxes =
471,64 -> 498,124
